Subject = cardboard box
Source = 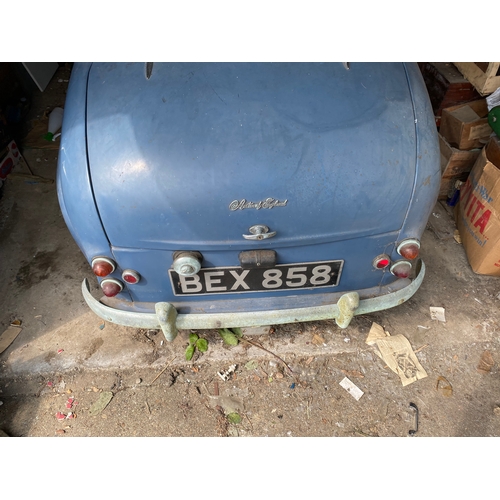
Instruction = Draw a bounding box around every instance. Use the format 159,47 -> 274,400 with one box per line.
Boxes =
438,133 -> 481,200
456,137 -> 500,275
440,99 -> 492,150
419,62 -> 481,127
454,63 -> 500,97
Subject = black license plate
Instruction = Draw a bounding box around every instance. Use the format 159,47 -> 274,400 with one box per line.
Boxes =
169,260 -> 343,296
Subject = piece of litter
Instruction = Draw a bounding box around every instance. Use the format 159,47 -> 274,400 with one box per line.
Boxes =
365,322 -> 390,345
65,397 -> 75,409
474,298 -> 483,304
312,334 -> 325,345
430,306 -> 446,322
47,381 -> 54,388
10,319 -> 21,326
341,369 -> 364,379
290,383 -> 296,389
55,412 -> 66,421
217,364 -> 237,382
88,391 -> 114,416
99,323 -> 105,330
369,333 -> 428,386
477,351 -> 495,374
454,230 -> 462,244
339,377 -> 364,401
436,376 -> 453,397
0,325 -> 23,355
57,349 -> 64,354
344,337 -> 350,343
417,325 -> 431,330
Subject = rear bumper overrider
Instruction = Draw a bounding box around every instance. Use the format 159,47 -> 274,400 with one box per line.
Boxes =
82,261 -> 425,341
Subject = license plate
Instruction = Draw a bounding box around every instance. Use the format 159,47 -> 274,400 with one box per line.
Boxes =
169,260 -> 343,296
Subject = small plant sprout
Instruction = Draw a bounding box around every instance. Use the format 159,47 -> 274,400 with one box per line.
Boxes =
185,332 -> 208,361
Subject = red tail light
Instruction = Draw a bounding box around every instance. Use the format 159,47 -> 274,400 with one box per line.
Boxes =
92,257 -> 116,277
122,269 -> 140,284
397,239 -> 420,260
390,260 -> 412,279
373,254 -> 391,269
101,278 -> 123,297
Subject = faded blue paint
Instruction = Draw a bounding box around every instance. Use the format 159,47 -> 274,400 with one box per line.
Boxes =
58,62 -> 440,320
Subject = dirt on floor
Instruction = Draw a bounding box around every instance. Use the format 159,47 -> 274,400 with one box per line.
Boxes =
1,65 -> 500,438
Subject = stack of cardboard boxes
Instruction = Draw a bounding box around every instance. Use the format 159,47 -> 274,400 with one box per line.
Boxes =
438,98 -> 491,201
423,62 -> 500,276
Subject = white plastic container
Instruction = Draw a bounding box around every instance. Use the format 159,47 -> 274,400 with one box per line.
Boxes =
44,107 -> 64,141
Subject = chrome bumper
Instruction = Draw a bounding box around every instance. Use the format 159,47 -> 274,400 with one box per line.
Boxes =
82,261 -> 425,341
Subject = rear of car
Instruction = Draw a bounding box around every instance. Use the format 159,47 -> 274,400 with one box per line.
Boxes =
56,62 -> 440,341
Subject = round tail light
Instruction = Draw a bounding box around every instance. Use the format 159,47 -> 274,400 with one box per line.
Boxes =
122,269 -> 140,284
101,278 -> 123,297
92,257 -> 116,277
397,239 -> 420,260
373,254 -> 391,269
390,260 -> 412,279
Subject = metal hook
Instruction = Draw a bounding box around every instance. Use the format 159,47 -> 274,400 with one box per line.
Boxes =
409,402 -> 418,436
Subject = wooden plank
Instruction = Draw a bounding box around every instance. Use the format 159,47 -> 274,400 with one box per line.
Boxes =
454,62 -> 500,96
0,326 -> 22,354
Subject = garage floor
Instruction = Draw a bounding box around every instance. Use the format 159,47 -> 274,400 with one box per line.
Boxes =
1,65 -> 500,437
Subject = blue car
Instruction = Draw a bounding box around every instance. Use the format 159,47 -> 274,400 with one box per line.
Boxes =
56,62 -> 440,341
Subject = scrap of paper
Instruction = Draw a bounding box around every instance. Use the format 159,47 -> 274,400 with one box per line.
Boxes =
373,334 -> 428,386
339,376 -> 364,401
430,306 -> 446,322
365,322 -> 390,345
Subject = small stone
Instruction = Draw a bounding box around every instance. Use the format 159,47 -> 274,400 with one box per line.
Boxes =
92,387 -> 99,392
135,378 -> 142,385
56,429 -> 65,435
494,407 -> 500,416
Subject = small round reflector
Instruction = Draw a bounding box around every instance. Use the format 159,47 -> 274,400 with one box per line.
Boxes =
390,260 -> 412,279
101,278 -> 123,297
373,254 -> 391,270
397,239 -> 420,260
92,257 -> 116,277
122,269 -> 140,284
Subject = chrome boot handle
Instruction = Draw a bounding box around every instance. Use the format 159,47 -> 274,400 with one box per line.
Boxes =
242,225 -> 276,240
